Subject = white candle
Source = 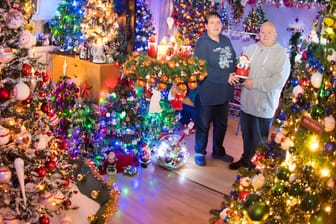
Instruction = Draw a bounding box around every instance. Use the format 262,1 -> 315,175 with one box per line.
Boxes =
63,59 -> 67,76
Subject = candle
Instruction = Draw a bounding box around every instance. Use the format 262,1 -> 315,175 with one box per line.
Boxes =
63,59 -> 67,76
157,37 -> 168,61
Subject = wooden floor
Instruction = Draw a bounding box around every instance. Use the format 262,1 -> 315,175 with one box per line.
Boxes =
108,118 -> 243,224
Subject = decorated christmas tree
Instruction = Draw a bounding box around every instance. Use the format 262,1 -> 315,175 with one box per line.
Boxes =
243,6 -> 267,35
133,0 -> 156,52
172,0 -> 216,47
49,0 -> 86,52
209,3 -> 336,224
80,0 -> 119,63
93,77 -> 142,173
0,2 -> 77,222
217,4 -> 231,31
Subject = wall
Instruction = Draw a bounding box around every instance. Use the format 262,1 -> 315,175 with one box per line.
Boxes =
147,2 -> 320,55
33,1 -> 319,55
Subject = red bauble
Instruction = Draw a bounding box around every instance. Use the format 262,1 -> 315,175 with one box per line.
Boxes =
36,167 -> 47,177
23,97 -> 31,104
39,215 -> 50,224
40,102 -> 50,113
41,72 -> 49,82
63,177 -> 71,187
22,63 -> 32,76
0,87 -> 10,101
63,199 -> 72,207
45,160 -> 56,171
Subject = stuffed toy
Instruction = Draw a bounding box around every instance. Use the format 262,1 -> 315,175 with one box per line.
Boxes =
235,55 -> 250,79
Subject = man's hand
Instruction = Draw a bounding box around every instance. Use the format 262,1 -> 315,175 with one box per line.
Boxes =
228,73 -> 240,85
242,79 -> 253,89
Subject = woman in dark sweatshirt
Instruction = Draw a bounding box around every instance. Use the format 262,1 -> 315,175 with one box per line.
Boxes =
192,11 -> 239,166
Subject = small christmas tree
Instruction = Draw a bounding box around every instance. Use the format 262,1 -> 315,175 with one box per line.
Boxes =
172,0 -> 216,47
133,0 -> 156,52
80,0 -> 120,63
243,6 -> 267,35
49,0 -> 86,52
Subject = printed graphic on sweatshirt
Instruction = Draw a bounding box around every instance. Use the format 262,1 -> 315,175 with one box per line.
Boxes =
214,47 -> 233,69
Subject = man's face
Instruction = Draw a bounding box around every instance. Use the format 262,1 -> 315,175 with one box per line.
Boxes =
259,23 -> 277,47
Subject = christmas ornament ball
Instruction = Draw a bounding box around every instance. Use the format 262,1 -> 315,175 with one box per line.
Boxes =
0,166 -> 12,184
0,126 -> 10,145
247,201 -> 270,221
0,87 -> 10,101
309,209 -> 332,224
13,81 -> 30,101
244,193 -> 262,209
152,134 -> 189,170
301,194 -> 319,211
39,215 -> 50,224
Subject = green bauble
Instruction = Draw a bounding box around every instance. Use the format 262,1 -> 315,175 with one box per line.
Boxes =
277,166 -> 290,181
272,182 -> 286,196
289,183 -> 304,196
247,202 -> 270,221
310,209 -> 331,224
244,194 -> 262,209
310,104 -> 325,119
301,194 -> 319,211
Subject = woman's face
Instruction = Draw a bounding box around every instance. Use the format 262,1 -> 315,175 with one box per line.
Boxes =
206,15 -> 222,37
259,22 -> 277,47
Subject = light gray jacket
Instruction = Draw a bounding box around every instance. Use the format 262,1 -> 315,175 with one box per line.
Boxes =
240,42 -> 291,118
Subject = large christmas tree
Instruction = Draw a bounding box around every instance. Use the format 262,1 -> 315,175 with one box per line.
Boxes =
0,1 -> 76,222
210,3 -> 336,224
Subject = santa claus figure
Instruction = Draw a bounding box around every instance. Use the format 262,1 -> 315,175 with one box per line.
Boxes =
104,151 -> 117,175
235,55 -> 250,79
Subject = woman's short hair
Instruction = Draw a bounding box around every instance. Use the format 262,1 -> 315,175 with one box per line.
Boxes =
205,11 -> 221,24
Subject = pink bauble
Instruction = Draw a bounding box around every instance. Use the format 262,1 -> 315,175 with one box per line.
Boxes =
13,81 -> 30,101
0,166 -> 12,184
19,30 -> 36,49
6,9 -> 24,29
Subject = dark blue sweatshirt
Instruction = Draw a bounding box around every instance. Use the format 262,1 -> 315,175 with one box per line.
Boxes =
193,32 -> 236,106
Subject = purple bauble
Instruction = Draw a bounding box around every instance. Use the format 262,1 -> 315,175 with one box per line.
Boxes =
324,142 -> 336,154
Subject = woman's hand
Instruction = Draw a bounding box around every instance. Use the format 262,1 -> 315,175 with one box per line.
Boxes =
228,73 -> 240,85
